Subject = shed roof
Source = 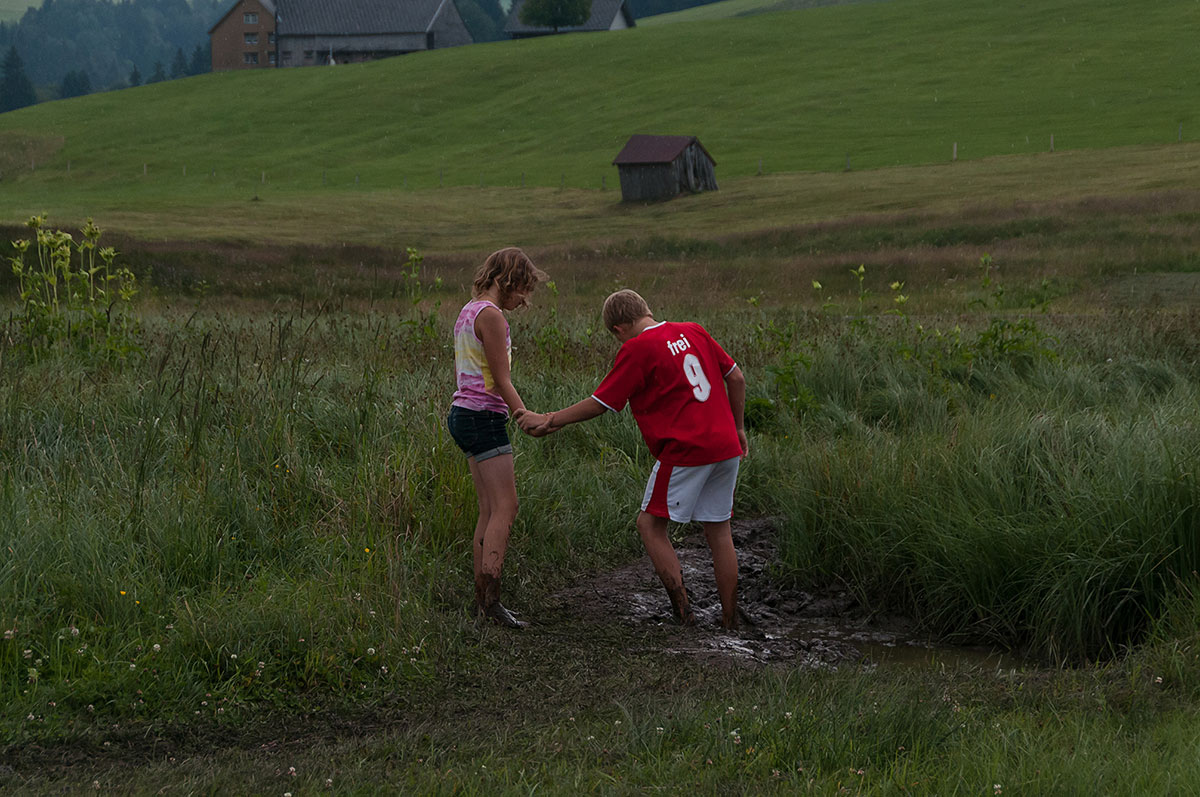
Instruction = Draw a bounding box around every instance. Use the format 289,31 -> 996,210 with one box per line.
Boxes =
277,0 -> 451,34
505,0 -> 634,35
612,135 -> 715,166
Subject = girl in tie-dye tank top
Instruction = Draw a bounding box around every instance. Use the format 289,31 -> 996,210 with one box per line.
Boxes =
446,247 -> 547,629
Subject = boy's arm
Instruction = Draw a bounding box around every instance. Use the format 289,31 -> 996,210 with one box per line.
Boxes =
517,397 -> 607,436
725,365 -> 748,455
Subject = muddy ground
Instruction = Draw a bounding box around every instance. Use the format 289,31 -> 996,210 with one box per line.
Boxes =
552,517 -> 1008,670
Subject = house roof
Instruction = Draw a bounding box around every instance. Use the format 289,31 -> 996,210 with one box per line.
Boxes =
505,0 -> 635,35
276,0 -> 452,35
612,135 -> 715,166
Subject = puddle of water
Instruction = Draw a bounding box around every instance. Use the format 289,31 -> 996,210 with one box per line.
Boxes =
552,517 -> 1029,671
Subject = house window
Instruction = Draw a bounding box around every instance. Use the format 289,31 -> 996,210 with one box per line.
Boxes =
268,32 -> 276,43
281,50 -> 292,62
243,12 -> 258,23
244,33 -> 258,44
244,52 -> 259,65
303,50 -> 313,60
268,52 -> 276,64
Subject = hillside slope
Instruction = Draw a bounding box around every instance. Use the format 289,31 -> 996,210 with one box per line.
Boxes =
0,0 -> 1194,216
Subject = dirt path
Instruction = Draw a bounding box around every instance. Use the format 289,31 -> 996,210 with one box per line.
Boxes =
551,517 -> 985,668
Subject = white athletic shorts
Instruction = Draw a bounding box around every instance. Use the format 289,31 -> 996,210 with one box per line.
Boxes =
640,456 -> 740,524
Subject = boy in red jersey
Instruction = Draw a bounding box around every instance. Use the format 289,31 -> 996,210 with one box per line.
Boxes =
517,290 -> 747,629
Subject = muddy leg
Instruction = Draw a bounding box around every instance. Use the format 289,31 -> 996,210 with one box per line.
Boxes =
702,520 -> 739,630
468,454 -> 526,628
477,572 -> 526,629
637,511 -> 694,625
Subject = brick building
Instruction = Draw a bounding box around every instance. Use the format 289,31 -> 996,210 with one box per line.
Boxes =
209,0 -> 278,70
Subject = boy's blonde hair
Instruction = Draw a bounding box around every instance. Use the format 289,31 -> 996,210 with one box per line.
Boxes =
602,289 -> 651,332
473,247 -> 547,306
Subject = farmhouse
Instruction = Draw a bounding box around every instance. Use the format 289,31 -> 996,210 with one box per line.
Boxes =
209,0 -> 278,69
504,0 -> 635,38
612,134 -> 718,202
209,0 -> 474,71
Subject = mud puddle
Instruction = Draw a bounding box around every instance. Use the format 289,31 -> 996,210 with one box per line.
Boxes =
552,517 -> 1017,669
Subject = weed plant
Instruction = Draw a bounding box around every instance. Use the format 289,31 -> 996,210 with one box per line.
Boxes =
1,247 -> 1199,788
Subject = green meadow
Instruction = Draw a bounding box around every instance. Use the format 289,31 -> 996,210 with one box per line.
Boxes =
3,0 -> 1200,792
0,0 -> 1196,240
0,0 -> 33,22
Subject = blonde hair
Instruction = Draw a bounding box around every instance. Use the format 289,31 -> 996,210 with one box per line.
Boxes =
473,247 -> 547,306
602,289 -> 651,331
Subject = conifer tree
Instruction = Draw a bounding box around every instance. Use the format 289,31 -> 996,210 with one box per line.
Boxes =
0,45 -> 37,113
128,64 -> 142,87
170,47 -> 187,79
188,44 -> 209,76
148,61 -> 166,83
59,69 -> 92,99
518,0 -> 592,32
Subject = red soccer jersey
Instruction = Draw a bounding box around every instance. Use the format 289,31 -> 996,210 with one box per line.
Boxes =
592,321 -> 742,466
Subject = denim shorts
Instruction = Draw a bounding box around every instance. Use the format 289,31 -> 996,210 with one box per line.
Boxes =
447,405 -> 512,462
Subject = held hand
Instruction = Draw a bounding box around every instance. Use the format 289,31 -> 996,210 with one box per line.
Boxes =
516,410 -> 549,436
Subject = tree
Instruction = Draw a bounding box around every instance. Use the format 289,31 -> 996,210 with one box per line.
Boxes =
188,44 -> 208,76
128,64 -> 142,87
518,0 -> 592,32
59,68 -> 92,99
148,60 -> 166,83
457,0 -> 505,42
170,46 -> 187,79
0,45 -> 37,113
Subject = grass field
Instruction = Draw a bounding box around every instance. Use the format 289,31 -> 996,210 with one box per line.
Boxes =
640,0 -> 880,26
0,0 -> 1196,240
2,187 -> 1200,791
0,0 -> 33,22
3,0 -> 1200,791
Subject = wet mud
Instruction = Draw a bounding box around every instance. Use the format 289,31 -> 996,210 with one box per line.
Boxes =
553,517 -> 1010,669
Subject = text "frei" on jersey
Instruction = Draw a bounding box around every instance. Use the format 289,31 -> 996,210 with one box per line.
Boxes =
666,334 -> 692,356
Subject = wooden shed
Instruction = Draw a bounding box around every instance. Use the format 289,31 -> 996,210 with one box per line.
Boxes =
612,135 -> 718,202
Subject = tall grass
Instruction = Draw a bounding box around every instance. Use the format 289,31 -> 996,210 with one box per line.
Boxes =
1,246 -> 1199,744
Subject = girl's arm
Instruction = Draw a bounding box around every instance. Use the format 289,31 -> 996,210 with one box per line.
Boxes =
475,305 -> 525,413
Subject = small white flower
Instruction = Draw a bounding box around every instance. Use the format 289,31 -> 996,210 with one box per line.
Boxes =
129,663 -> 136,670
152,644 -> 161,652
367,648 -> 376,655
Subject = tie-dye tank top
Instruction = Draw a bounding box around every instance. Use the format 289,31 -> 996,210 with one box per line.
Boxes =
451,299 -> 511,415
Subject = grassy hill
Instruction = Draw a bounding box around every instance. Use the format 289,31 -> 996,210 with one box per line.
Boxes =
0,0 -> 1195,244
639,0 -> 878,26
0,0 -> 33,22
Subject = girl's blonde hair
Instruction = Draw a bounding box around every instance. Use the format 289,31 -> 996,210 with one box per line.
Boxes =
473,247 -> 547,306
602,289 -> 651,331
